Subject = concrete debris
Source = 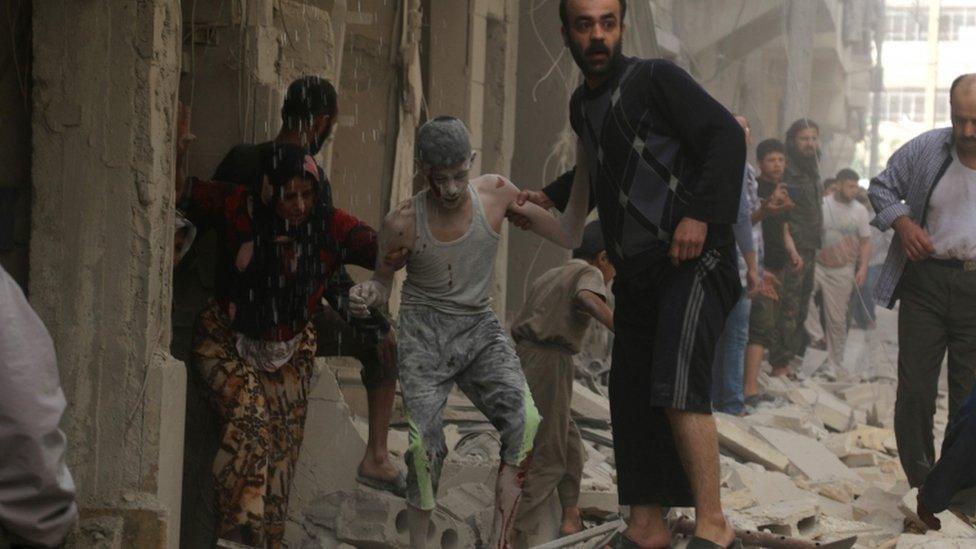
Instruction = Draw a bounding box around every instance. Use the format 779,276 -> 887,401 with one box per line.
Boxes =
895,534 -> 976,548
752,426 -> 861,483
62,516 -> 125,549
571,383 -> 612,427
291,309 -> 934,548
715,413 -> 790,472
899,488 -> 976,539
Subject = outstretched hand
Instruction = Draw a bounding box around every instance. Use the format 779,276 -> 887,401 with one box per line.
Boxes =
349,281 -> 387,319
508,190 -> 554,230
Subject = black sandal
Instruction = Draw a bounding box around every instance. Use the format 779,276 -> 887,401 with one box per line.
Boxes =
686,536 -> 744,549
605,531 -> 645,548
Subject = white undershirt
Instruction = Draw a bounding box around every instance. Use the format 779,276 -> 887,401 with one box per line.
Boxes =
927,148 -> 976,261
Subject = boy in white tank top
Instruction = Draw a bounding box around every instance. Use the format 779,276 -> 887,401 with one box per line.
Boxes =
349,117 -> 590,548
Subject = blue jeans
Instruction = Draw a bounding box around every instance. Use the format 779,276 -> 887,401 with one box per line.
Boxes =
712,294 -> 751,415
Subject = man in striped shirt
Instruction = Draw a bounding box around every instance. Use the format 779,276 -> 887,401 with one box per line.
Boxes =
868,73 -> 976,490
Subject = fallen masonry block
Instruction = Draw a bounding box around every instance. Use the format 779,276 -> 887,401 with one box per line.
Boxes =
437,483 -> 494,547
752,426 -> 861,483
313,486 -> 479,549
579,485 -> 619,519
899,488 -> 976,540
721,489 -> 758,511
748,406 -> 825,438
815,516 -> 890,547
715,414 -> 790,472
815,494 -> 855,520
571,382 -> 612,427
787,387 -> 820,407
724,462 -> 814,507
837,383 -> 879,408
800,347 -> 830,377
895,533 -> 976,548
440,456 -> 498,492
842,450 -> 882,468
813,390 -> 855,432
739,498 -> 820,538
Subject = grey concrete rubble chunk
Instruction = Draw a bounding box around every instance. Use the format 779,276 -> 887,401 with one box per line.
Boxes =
63,516 -> 125,549
752,426 -> 861,483
571,382 -> 612,426
714,414 -> 790,472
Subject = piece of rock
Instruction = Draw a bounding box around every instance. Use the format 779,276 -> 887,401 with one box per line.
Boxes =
813,390 -> 855,432
715,414 -> 790,472
438,483 -> 494,547
896,533 -> 976,548
740,498 -> 820,538
571,383 -> 612,426
752,426 -> 861,483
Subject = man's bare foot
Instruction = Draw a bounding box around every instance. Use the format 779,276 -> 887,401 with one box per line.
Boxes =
559,507 -> 583,536
694,513 -> 736,548
358,453 -> 401,482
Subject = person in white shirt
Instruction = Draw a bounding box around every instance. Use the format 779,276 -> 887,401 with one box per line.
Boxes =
804,169 -> 872,373
0,265 -> 78,548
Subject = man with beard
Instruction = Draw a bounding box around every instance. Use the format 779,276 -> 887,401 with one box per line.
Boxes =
211,76 -> 406,498
768,119 -> 823,378
803,169 -> 872,375
869,73 -> 976,490
514,1 -> 745,547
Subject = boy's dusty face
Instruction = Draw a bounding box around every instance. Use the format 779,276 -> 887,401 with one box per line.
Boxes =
759,152 -> 785,182
426,159 -> 472,210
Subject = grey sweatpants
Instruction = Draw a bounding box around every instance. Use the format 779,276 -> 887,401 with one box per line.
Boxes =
397,306 -> 540,510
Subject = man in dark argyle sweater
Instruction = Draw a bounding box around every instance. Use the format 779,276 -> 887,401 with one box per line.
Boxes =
515,1 -> 745,547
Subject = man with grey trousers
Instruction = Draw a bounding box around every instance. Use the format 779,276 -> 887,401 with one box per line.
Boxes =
868,73 -> 976,488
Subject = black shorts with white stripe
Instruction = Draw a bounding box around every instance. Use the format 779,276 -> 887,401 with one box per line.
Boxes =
608,245 -> 740,507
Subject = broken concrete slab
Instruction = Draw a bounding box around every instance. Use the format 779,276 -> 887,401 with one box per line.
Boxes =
724,463 -> 815,507
800,347 -> 829,377
63,516 -> 125,549
437,483 -> 494,547
752,426 -> 861,483
812,390 -> 855,432
896,533 -> 976,548
739,498 -> 820,538
440,456 -> 498,492
571,383 -> 612,426
714,414 -> 790,472
748,406 -> 826,438
899,488 -> 976,539
578,486 -> 619,519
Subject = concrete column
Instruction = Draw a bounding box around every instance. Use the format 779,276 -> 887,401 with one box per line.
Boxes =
781,0 -> 816,134
31,1 -> 185,547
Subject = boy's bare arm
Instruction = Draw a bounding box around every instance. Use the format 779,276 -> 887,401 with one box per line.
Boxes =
576,290 -> 614,332
349,200 -> 415,317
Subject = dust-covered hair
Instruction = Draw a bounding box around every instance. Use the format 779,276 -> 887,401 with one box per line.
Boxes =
417,116 -> 472,168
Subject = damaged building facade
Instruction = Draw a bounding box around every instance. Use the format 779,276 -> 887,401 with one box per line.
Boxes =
0,0 -> 884,547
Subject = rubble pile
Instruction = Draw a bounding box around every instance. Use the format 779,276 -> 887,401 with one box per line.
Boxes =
291,310 -> 975,548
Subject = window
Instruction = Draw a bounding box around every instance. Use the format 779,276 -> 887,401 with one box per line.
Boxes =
939,8 -> 976,41
886,6 -> 929,41
886,6 -> 976,42
880,89 -> 951,125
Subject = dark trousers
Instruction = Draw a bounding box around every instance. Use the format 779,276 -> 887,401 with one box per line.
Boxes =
770,249 -> 817,367
609,248 -> 739,507
895,260 -> 976,487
